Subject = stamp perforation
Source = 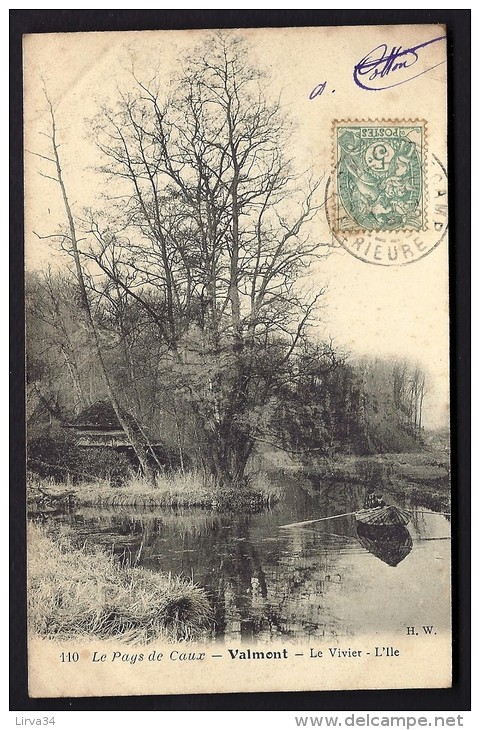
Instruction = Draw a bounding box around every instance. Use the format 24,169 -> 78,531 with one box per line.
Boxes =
331,119 -> 428,234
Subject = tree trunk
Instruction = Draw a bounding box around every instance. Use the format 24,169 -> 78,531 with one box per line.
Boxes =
47,101 -> 155,482
61,346 -> 88,413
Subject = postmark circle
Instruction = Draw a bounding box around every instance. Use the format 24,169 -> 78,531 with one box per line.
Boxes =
326,154 -> 448,266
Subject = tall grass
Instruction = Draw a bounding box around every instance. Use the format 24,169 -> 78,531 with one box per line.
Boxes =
77,471 -> 215,508
28,523 -> 213,644
29,469 -> 279,511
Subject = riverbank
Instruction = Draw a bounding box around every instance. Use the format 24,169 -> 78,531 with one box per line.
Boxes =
28,523 -> 212,643
375,452 -> 450,512
27,470 -> 279,514
260,449 -> 451,512
27,449 -> 450,516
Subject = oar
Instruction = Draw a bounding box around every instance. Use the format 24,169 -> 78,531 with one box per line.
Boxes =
279,511 -> 357,529
415,510 -> 451,516
279,508 -> 451,529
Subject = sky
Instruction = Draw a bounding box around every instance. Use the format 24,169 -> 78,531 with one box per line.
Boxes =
23,27 -> 450,429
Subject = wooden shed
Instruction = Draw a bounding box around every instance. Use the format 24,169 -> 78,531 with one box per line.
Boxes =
68,400 -> 179,468
68,400 -> 136,449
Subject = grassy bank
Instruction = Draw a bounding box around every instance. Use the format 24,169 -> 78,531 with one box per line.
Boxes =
260,448 -> 451,512
316,451 -> 449,483
315,452 -> 450,512
381,453 -> 450,512
28,470 -> 279,513
28,523 -> 212,643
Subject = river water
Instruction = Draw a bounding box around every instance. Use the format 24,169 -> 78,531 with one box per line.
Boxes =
52,473 -> 451,644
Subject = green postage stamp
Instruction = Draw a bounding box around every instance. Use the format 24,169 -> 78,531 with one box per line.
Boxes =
333,121 -> 426,232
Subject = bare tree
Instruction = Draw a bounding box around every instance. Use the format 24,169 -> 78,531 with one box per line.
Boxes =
409,366 -> 427,433
79,33 -> 331,486
33,97 -> 156,481
393,359 -> 427,434
26,269 -> 90,413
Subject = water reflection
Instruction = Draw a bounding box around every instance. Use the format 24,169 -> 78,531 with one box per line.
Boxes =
356,523 -> 413,566
51,476 -> 451,643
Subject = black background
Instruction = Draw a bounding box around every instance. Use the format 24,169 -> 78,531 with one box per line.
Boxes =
10,8 -> 471,712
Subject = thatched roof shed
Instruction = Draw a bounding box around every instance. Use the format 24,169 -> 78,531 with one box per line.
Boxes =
69,400 -> 135,448
68,400 -> 179,467
71,401 -> 132,430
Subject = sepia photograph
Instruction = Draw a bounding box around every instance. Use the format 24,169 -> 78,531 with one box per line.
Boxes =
22,23 -> 453,698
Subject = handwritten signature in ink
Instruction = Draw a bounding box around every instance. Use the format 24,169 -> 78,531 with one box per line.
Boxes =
353,35 -> 446,91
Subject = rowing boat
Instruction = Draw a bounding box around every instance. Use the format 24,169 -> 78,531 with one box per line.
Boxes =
355,505 -> 410,527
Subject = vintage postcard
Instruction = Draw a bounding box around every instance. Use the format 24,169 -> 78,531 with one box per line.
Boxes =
24,25 -> 450,697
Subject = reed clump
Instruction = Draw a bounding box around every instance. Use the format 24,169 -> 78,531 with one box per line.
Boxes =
28,523 -> 212,643
29,470 -> 279,511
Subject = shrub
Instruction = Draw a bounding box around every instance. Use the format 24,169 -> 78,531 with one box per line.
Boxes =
27,429 -> 131,484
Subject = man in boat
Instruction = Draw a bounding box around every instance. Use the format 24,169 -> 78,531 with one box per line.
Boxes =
363,490 -> 386,509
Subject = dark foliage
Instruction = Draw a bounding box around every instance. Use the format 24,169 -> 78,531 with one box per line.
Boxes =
27,430 -> 132,485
